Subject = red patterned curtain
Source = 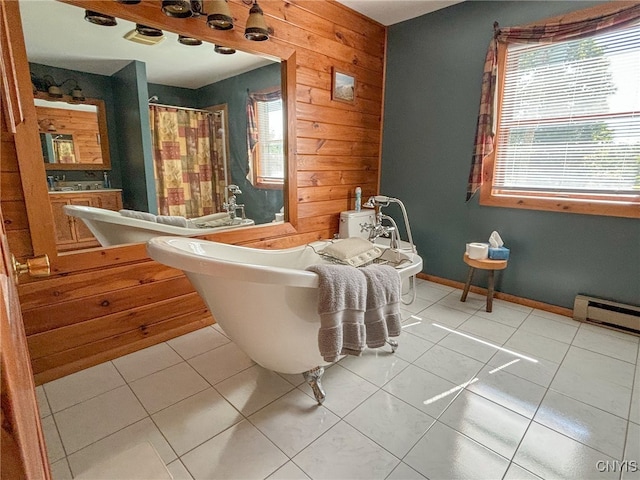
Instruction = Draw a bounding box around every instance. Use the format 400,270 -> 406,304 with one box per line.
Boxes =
467,3 -> 640,200
150,105 -> 218,217
246,88 -> 281,183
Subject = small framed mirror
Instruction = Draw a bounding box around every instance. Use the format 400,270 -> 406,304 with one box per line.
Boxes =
34,93 -> 111,170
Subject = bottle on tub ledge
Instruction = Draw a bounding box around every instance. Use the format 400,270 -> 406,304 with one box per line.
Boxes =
103,171 -> 111,189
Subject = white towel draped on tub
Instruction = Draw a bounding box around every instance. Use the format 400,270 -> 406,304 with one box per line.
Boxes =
307,263 -> 402,362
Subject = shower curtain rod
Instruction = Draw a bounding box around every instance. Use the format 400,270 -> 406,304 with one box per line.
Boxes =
148,102 -> 214,115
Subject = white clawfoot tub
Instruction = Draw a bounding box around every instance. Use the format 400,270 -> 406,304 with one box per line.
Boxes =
63,205 -> 255,247
146,236 -> 423,403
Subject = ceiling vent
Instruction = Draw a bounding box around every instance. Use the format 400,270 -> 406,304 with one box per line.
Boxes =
123,29 -> 165,46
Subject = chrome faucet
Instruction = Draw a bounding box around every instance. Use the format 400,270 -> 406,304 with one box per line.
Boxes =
363,195 -> 415,253
223,184 -> 246,220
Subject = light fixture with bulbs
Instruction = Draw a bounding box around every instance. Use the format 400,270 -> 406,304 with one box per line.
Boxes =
112,0 -> 270,41
244,1 -> 269,41
41,76 -> 85,101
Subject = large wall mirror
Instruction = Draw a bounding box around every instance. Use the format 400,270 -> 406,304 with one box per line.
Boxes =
19,0 -> 296,256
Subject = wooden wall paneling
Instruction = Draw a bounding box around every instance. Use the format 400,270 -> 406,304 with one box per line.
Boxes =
27,292 -> 206,361
6,0 -> 387,383
18,260 -> 183,310
32,310 -> 212,385
297,155 -> 378,172
22,276 -> 196,335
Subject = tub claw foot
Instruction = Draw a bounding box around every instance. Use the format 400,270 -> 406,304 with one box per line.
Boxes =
386,339 -> 398,353
303,366 -> 326,405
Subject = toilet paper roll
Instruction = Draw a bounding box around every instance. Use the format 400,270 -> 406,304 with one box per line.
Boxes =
467,242 -> 489,260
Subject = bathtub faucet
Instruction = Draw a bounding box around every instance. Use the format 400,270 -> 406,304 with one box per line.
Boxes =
223,185 -> 246,220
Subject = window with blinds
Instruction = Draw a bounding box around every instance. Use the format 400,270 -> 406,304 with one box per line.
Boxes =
255,97 -> 284,185
493,23 -> 640,204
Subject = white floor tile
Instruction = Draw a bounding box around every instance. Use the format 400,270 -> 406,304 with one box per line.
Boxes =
404,421 -> 510,480
152,388 -> 242,456
129,362 -> 209,414
345,390 -> 434,458
458,315 -> 516,344
293,421 -> 399,480
550,368 -> 632,419
503,463 -> 542,480
188,342 -> 255,385
215,365 -> 294,416
467,366 -> 546,419
42,415 -> 65,463
504,329 -> 570,364
44,362 -> 125,413
167,326 -> 230,360
561,346 -> 636,389
437,330 -> 499,362
530,309 -> 574,324
67,418 -> 176,477
181,420 -> 288,480
630,384 -> 640,424
50,459 -> 72,480
54,385 -> 147,454
413,344 -> 484,385
414,282 -> 451,302
420,302 -> 473,328
487,350 -> 559,388
439,390 -> 530,459
520,314 -> 579,344
112,342 -> 183,383
266,461 -> 310,479
475,302 -> 531,328
394,330 -> 435,363
622,422 -> 640,480
572,327 -> 639,364
338,347 -> 410,387
514,422 -> 619,480
249,389 -> 339,457
166,460 -> 194,480
534,390 -> 628,459
398,296 -> 434,315
401,318 -> 450,344
299,364 -> 378,417
383,364 -> 460,418
386,462 -> 427,479
438,291 -> 486,315
36,385 -> 51,418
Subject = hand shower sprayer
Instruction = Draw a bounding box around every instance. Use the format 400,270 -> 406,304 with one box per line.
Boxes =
364,194 -> 418,305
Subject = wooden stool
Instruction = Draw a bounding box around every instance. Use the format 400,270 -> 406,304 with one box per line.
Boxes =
461,253 -> 508,313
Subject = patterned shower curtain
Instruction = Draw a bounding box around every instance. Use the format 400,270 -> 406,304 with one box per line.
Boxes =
150,105 -> 220,217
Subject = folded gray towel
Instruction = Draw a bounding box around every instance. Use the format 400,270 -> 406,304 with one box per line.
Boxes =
156,215 -> 190,228
307,264 -> 367,362
119,209 -> 157,222
361,264 -> 402,348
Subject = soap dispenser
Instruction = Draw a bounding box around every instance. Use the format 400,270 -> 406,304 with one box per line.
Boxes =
103,171 -> 110,189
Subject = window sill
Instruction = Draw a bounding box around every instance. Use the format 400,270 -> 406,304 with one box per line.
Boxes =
479,191 -> 640,219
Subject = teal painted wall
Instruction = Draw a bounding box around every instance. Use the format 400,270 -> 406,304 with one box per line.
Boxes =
381,1 -> 640,309
195,63 -> 284,225
112,61 -> 156,213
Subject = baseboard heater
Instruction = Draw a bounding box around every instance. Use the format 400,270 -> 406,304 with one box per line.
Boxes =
574,295 -> 640,335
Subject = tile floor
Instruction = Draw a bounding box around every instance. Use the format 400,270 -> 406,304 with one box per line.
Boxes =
37,279 -> 640,480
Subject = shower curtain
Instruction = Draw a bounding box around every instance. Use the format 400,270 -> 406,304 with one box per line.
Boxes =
150,105 -> 225,217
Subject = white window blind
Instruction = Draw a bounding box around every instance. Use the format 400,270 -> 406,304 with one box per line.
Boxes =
256,98 -> 284,181
494,23 -> 640,197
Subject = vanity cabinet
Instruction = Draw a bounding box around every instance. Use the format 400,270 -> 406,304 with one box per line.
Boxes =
49,190 -> 122,251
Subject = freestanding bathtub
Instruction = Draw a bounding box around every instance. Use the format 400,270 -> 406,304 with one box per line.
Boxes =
63,205 -> 255,247
146,236 -> 423,404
